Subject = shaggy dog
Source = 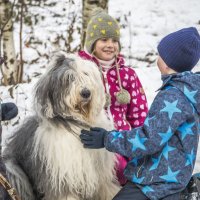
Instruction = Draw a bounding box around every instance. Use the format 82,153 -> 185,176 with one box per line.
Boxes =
3,52 -> 120,200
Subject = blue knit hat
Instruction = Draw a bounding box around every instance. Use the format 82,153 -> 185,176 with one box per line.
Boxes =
157,27 -> 200,72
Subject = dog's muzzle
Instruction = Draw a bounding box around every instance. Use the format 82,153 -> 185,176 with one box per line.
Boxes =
80,88 -> 91,99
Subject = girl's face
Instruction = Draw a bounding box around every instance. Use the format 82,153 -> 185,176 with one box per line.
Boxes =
93,38 -> 119,61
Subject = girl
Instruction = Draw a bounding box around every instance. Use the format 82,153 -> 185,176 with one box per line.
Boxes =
79,8 -> 148,185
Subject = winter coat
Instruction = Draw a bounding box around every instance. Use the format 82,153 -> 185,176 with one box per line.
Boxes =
78,50 -> 148,185
104,71 -> 200,199
79,51 -> 148,131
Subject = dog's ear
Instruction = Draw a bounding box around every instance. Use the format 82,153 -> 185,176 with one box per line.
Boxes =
48,51 -> 75,70
34,72 -> 55,118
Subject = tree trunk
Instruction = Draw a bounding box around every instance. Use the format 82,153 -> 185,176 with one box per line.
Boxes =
81,0 -> 108,48
17,0 -> 24,83
0,0 -> 17,85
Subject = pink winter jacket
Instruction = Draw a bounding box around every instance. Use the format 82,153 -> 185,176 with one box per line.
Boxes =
78,50 -> 148,185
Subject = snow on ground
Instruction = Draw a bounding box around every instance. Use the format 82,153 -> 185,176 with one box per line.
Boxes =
0,0 -> 200,173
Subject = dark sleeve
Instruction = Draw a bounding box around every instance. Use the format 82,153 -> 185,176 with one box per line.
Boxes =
1,103 -> 18,121
104,88 -> 192,158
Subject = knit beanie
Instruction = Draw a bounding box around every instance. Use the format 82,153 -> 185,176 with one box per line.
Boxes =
84,8 -> 120,54
157,27 -> 200,72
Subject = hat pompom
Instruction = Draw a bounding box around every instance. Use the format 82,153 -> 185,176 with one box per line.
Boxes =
116,89 -> 131,105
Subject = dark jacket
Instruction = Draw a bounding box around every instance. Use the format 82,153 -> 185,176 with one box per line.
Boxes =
104,71 -> 200,200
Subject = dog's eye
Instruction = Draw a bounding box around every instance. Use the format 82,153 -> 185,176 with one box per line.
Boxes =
71,76 -> 75,81
83,72 -> 88,76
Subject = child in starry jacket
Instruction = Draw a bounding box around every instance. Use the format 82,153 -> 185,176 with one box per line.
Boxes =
79,8 -> 148,186
80,27 -> 200,200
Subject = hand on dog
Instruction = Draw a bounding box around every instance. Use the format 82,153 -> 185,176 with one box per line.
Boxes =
80,127 -> 108,149
1,103 -> 18,121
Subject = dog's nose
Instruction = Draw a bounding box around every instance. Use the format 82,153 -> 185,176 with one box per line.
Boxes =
80,88 -> 91,99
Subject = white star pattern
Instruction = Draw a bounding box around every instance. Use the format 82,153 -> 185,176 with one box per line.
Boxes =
123,81 -> 127,87
141,95 -> 146,100
132,99 -> 137,104
133,107 -> 139,112
125,74 -> 129,79
110,77 -> 115,82
132,91 -> 137,96
125,68 -> 129,72
131,76 -> 135,81
110,70 -> 116,76
141,112 -> 147,117
132,83 -> 135,88
140,104 -> 144,109
117,121 -> 122,126
134,120 -> 140,126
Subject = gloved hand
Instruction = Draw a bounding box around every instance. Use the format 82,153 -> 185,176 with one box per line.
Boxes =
0,57 -> 5,65
1,103 -> 18,121
80,127 -> 109,149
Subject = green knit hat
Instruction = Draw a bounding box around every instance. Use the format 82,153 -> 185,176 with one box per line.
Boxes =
84,8 -> 121,54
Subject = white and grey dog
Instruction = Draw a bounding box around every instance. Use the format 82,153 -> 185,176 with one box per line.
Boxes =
3,52 -> 120,200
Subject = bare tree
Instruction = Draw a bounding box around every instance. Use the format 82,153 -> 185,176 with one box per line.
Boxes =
81,0 -> 108,47
0,0 -> 17,85
17,0 -> 25,83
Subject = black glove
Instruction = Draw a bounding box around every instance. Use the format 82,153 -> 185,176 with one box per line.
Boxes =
0,57 -> 5,65
80,127 -> 109,149
1,103 -> 18,121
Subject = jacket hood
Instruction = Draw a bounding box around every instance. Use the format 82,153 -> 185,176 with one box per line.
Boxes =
161,71 -> 200,115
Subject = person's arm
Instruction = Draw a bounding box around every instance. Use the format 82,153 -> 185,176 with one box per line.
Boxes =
80,88 -> 192,158
1,103 -> 18,121
104,89 -> 192,158
126,69 -> 148,127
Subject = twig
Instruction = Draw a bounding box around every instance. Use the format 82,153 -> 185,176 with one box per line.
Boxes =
17,0 -> 24,83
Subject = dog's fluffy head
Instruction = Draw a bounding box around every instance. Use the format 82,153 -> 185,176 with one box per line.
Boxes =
34,51 -> 106,124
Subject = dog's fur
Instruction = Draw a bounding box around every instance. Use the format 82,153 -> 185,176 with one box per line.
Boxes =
3,52 -> 120,200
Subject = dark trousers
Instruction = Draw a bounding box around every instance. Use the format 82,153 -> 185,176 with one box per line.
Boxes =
113,182 -> 180,200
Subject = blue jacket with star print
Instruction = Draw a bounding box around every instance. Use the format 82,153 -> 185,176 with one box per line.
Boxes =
104,71 -> 200,200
